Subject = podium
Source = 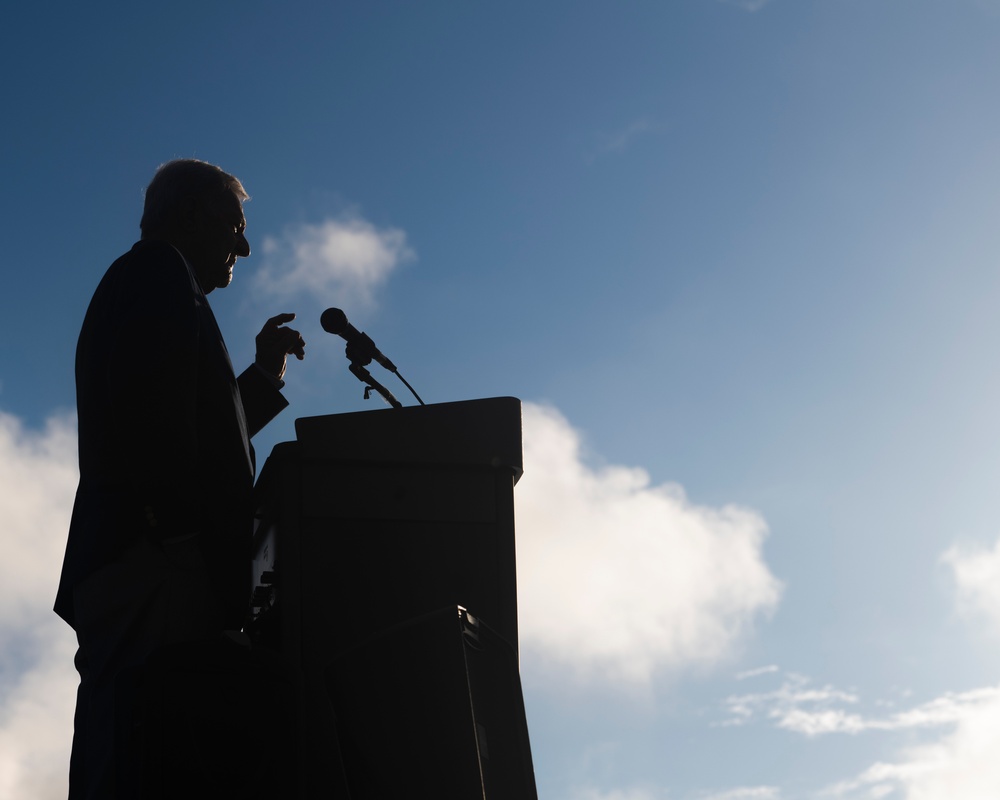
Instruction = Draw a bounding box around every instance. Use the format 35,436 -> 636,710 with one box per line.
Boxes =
251,397 -> 537,798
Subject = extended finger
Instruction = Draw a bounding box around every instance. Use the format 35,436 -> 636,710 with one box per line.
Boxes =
266,312 -> 297,328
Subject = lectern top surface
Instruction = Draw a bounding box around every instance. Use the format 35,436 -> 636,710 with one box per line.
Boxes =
292,396 -> 523,480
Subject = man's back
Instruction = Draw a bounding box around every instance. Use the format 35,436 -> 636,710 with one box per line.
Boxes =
57,239 -> 255,629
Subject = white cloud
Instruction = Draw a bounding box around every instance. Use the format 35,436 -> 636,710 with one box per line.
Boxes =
253,214 -> 415,308
515,403 -> 782,686
891,692 -> 1000,799
0,411 -> 79,800
0,413 -> 76,619
942,537 -> 1000,630
822,688 -> 1000,799
0,619 -> 77,800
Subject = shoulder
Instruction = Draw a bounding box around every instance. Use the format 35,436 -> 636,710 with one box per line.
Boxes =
102,240 -> 201,304
86,240 -> 203,334
123,240 -> 198,287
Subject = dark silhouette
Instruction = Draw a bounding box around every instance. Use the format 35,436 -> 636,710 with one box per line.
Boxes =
250,397 -> 537,797
54,159 -> 305,799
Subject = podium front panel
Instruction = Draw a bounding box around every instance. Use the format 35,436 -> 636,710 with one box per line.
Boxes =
250,398 -> 527,798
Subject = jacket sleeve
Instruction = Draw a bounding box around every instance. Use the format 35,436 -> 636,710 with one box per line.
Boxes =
237,365 -> 289,439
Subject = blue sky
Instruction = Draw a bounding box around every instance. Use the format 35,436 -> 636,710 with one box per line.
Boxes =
4,1 -> 1000,798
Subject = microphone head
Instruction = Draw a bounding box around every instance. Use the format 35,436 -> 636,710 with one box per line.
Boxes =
320,307 -> 349,335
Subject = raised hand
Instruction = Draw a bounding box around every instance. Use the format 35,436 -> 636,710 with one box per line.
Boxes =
255,312 -> 306,380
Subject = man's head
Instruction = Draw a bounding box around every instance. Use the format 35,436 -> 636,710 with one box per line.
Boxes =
140,159 -> 251,293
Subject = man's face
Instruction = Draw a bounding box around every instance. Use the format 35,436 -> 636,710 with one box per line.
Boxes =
186,190 -> 250,294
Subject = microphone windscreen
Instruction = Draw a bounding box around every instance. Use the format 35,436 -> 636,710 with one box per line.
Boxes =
320,308 -> 349,335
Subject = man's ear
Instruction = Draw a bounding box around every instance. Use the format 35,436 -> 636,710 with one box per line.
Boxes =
177,196 -> 203,233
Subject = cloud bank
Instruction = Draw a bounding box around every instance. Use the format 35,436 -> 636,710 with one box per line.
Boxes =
0,411 -> 78,800
515,403 -> 782,686
0,401 -> 783,796
823,687 -> 1000,799
253,214 -> 415,308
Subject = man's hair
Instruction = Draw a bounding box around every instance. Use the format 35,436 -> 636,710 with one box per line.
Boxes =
139,159 -> 248,238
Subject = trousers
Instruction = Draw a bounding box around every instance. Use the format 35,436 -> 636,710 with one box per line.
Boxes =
68,534 -> 225,800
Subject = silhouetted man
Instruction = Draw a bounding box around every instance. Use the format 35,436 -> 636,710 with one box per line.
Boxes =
55,159 -> 306,799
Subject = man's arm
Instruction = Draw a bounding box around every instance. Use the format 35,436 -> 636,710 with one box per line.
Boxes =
239,312 -> 306,438
237,365 -> 289,439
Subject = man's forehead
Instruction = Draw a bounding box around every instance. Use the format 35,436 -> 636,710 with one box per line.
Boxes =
223,191 -> 246,219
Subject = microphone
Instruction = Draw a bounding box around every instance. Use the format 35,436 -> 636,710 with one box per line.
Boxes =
320,308 -> 397,372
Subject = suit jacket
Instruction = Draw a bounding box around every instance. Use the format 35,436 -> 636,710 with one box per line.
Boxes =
55,239 -> 288,629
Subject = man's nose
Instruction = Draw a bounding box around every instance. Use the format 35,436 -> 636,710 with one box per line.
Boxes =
236,233 -> 250,258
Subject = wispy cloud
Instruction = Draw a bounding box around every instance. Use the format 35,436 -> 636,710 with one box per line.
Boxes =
716,0 -> 775,11
736,664 -> 780,681
253,214 -> 415,308
721,672 -> 860,733
515,403 -> 781,686
586,118 -> 669,163
721,671 -> 1000,738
